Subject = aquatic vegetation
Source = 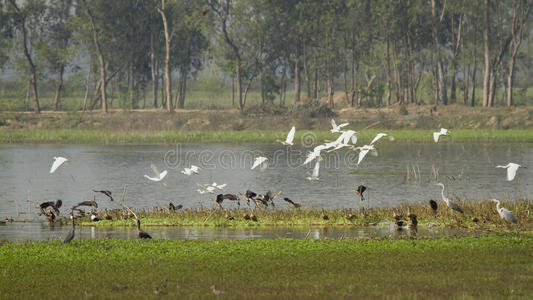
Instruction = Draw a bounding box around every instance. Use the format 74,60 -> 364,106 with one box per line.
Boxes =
68,198 -> 533,231
0,233 -> 532,298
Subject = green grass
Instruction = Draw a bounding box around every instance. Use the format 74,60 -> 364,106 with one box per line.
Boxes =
73,198 -> 533,231
1,128 -> 533,144
1,233 -> 532,298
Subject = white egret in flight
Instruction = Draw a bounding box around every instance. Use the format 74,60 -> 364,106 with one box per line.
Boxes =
433,128 -> 449,143
434,183 -> 463,213
495,163 -> 522,181
251,156 -> 268,170
490,199 -> 517,224
144,164 -> 168,182
327,130 -> 358,152
330,119 -> 349,133
277,126 -> 296,146
181,165 -> 199,175
352,144 -> 377,165
211,182 -> 227,190
306,160 -> 320,181
370,133 -> 394,145
303,144 -> 330,165
50,156 -> 69,174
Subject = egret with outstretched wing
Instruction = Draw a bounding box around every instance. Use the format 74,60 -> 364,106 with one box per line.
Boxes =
251,156 -> 268,170
50,156 -> 69,173
495,163 -> 521,181
144,164 -> 168,182
330,119 -> 349,133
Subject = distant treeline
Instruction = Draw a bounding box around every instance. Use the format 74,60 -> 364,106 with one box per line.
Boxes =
0,0 -> 532,113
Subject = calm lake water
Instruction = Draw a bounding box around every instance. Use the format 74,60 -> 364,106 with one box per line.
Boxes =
0,142 -> 531,241
0,221 -> 476,242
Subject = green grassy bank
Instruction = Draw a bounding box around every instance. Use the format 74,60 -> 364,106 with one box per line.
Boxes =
69,199 -> 533,231
1,128 -> 533,144
0,233 -> 532,299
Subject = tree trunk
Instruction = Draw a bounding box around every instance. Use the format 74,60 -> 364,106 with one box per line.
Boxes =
158,0 -> 173,112
83,0 -> 107,112
294,42 -> 300,104
235,58 -> 243,111
482,0 -> 491,107
83,63 -> 91,111
385,35 -> 391,106
54,65 -> 65,111
150,33 -> 158,109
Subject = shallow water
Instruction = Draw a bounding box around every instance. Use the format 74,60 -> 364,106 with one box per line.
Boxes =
0,221 -> 477,242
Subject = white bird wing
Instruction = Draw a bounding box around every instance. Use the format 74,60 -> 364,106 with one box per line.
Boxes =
144,174 -> 158,181
370,133 -> 387,145
312,161 -> 320,178
342,130 -> 355,145
159,170 -> 167,180
251,157 -> 267,170
191,165 -> 199,173
150,164 -> 160,177
285,126 -> 296,144
350,134 -> 358,145
358,148 -> 371,164
50,157 -> 68,174
338,123 -> 349,129
506,164 -> 520,181
433,132 -> 441,143
182,168 -> 191,175
217,183 -> 227,189
441,128 -> 448,134
303,151 -> 317,165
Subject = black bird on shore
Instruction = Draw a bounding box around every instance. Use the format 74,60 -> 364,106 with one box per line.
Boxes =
283,197 -> 301,208
240,190 -> 257,206
136,219 -> 152,239
408,213 -> 418,227
38,199 -> 62,216
168,202 -> 183,212
223,194 -> 240,206
213,194 -> 224,209
354,185 -> 366,201
93,190 -> 114,201
429,199 -> 438,215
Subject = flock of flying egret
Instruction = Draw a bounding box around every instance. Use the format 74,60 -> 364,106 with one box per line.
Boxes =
42,119 -> 525,243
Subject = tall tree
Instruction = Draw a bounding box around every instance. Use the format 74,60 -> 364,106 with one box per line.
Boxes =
8,0 -> 46,113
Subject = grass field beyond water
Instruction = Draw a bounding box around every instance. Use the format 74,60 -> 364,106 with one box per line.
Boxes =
1,128 -> 533,144
0,233 -> 532,299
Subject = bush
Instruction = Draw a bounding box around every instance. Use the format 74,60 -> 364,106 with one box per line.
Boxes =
290,102 -> 335,119
399,105 -> 409,115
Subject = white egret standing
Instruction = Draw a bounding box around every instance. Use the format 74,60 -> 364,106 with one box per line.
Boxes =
181,165 -> 200,175
490,199 -> 517,224
434,183 -> 463,213
330,119 -> 349,133
277,126 -> 296,146
251,156 -> 268,170
144,164 -> 168,182
433,128 -> 449,143
306,160 -> 320,181
50,156 -> 69,174
495,163 -> 522,181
